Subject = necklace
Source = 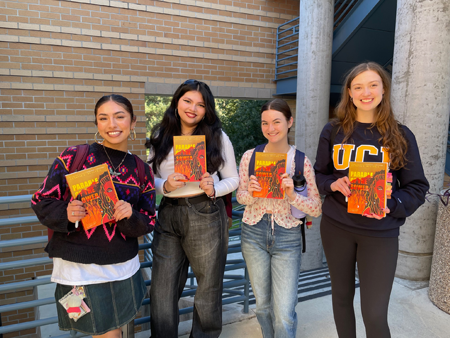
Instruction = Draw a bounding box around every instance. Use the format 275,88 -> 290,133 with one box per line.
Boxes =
102,145 -> 128,177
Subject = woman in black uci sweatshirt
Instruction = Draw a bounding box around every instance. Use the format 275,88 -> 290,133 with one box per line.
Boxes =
314,62 -> 429,338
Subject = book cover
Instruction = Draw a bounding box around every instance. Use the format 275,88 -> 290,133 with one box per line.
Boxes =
65,163 -> 119,230
348,162 -> 388,218
173,135 -> 206,182
252,152 -> 287,199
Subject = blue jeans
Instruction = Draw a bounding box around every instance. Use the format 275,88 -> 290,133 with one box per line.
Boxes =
242,214 -> 302,338
150,197 -> 228,338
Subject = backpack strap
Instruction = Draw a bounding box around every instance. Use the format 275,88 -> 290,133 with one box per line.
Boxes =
248,144 -> 267,177
293,149 -> 305,176
293,149 -> 306,253
300,217 -> 306,253
63,144 -> 89,202
49,144 -> 89,244
133,154 -> 147,193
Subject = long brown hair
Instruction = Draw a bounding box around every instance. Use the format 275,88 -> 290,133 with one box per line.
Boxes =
334,62 -> 408,170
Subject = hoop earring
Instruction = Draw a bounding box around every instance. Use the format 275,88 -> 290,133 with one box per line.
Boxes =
95,131 -> 104,144
129,129 -> 136,141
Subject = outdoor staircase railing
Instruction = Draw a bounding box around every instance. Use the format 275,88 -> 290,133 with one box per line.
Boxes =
0,195 -> 249,338
275,0 -> 362,82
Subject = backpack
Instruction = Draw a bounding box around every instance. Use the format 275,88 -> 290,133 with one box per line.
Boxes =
248,144 -> 308,253
48,144 -> 147,242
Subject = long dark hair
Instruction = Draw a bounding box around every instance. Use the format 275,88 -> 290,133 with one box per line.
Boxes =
334,62 -> 408,170
94,94 -> 136,125
146,80 -> 224,175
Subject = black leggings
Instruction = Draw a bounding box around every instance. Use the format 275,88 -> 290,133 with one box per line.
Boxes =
321,217 -> 398,338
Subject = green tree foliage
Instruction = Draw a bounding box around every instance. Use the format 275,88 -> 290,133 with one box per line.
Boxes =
216,99 -> 267,163
216,99 -> 266,163
145,95 -> 172,137
145,95 -> 266,164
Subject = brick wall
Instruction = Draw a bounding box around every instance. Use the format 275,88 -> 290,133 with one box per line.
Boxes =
0,0 -> 300,336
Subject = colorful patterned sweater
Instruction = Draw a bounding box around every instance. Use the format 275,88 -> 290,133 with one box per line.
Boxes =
31,143 -> 156,265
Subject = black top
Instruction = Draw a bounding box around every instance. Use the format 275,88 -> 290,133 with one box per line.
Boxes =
314,122 -> 429,237
31,143 -> 156,264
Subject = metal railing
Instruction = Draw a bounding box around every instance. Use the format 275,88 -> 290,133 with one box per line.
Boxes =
275,0 -> 361,81
0,195 -> 249,337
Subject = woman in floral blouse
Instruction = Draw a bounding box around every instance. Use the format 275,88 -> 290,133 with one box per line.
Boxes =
237,98 -> 321,338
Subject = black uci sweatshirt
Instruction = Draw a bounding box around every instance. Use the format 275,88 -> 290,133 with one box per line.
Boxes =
314,122 -> 429,237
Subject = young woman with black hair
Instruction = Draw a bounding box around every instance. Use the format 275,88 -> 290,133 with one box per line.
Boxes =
146,80 -> 239,338
314,62 -> 429,338
32,95 -> 156,338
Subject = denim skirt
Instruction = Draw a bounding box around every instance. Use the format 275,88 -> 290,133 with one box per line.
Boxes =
54,269 -> 147,335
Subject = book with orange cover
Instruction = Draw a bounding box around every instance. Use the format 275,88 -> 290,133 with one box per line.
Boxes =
348,162 -> 389,218
252,152 -> 287,199
173,135 -> 206,182
65,163 -> 119,230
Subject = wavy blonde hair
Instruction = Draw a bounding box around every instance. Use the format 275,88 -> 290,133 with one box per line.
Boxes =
334,62 -> 408,170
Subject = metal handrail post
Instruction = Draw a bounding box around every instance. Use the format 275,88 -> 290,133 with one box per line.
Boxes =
122,321 -> 134,338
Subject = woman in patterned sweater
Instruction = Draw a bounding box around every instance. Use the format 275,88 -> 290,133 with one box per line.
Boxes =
32,94 -> 156,338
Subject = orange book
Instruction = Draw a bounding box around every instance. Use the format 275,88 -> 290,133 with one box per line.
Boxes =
173,135 -> 206,182
348,162 -> 388,218
253,152 -> 287,199
65,163 -> 119,230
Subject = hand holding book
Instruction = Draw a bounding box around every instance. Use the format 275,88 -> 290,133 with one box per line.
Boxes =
247,175 -> 262,195
67,194 -> 86,225
363,206 -> 390,220
280,172 -> 296,201
113,200 -> 133,221
163,172 -> 187,194
330,176 -> 351,198
198,172 -> 215,197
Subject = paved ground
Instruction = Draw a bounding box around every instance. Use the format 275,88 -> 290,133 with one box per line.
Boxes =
177,279 -> 450,338
40,275 -> 450,338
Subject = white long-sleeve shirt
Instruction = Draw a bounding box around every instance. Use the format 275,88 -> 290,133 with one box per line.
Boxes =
150,131 -> 239,197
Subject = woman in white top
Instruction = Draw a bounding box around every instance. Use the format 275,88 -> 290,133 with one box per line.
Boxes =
146,79 -> 239,338
237,99 -> 321,338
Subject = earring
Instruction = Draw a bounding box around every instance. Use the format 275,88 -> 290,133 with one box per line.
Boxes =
175,108 -> 179,118
95,131 -> 104,144
129,129 -> 136,141
350,97 -> 353,102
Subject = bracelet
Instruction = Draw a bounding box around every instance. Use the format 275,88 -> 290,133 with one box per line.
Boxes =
163,180 -> 170,194
208,188 -> 216,202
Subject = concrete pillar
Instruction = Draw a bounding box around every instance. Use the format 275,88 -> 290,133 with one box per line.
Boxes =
295,0 -> 334,270
391,0 -> 450,280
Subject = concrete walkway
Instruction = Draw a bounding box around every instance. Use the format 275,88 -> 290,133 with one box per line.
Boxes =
177,279 -> 450,338
39,275 -> 450,337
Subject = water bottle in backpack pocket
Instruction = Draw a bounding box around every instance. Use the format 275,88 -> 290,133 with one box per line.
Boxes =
291,174 -> 308,218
